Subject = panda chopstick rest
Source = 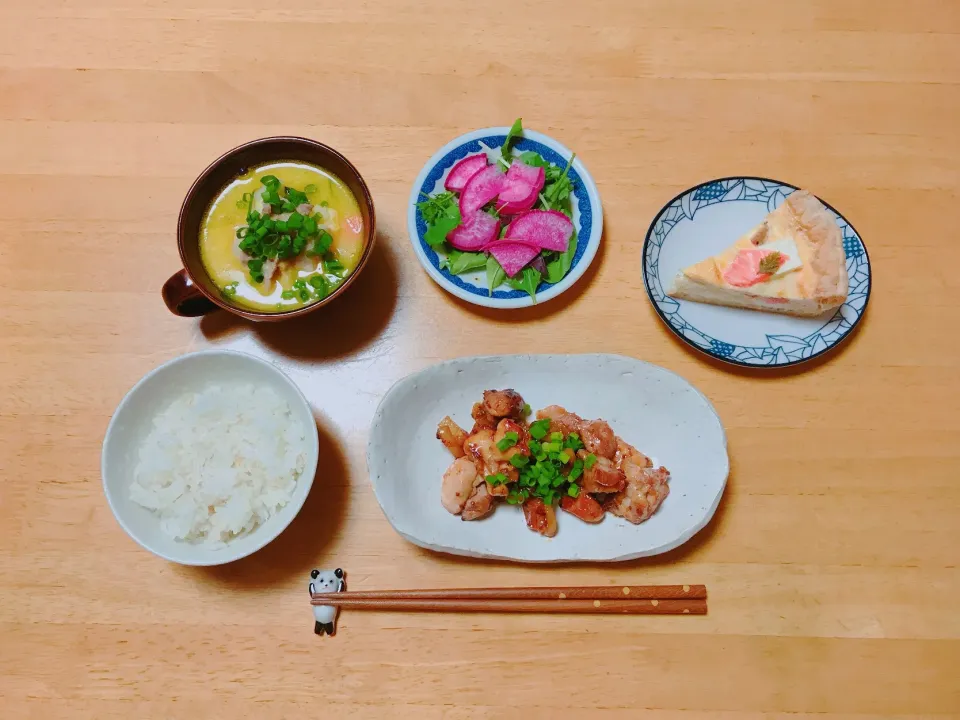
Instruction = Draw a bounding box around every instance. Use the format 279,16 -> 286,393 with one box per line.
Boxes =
309,568 -> 345,636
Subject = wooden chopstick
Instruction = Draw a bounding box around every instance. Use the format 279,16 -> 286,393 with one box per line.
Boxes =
311,584 -> 705,602
309,585 -> 707,615
311,597 -> 706,615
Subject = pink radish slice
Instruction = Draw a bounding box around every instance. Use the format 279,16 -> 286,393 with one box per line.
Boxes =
459,165 -> 505,215
447,210 -> 500,251
487,241 -> 541,277
498,188 -> 539,215
444,154 -> 489,192
504,209 -> 574,252
499,161 -> 545,202
481,236 -> 540,252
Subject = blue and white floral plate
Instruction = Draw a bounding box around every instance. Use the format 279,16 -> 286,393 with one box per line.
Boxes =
643,177 -> 871,368
408,127 -> 603,309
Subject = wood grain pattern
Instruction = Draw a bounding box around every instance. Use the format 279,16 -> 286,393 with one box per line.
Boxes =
1,0 -> 958,717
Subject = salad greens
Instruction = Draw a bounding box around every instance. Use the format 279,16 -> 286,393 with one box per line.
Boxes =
499,117 -> 524,167
541,154 -> 576,214
418,191 -> 461,249
416,118 -> 580,302
440,249 -> 487,275
506,266 -> 542,299
486,255 -> 506,296
487,428 -> 591,507
546,234 -> 577,284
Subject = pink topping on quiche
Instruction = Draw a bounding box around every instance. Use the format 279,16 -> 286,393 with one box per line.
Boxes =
722,248 -> 786,287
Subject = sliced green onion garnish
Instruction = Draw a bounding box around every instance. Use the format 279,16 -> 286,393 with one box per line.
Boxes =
496,432 -> 519,452
325,258 -> 346,276
485,472 -> 508,486
509,454 -> 528,469
528,419 -> 551,440
584,454 -> 597,469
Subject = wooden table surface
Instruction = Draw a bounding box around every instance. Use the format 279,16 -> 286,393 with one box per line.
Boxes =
2,1 -> 959,717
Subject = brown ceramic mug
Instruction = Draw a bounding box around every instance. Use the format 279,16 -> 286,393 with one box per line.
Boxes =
163,136 -> 376,321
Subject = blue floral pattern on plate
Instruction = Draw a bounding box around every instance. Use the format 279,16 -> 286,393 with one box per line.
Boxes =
643,177 -> 871,368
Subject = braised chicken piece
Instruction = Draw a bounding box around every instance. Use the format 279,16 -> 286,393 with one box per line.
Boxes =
605,465 -> 670,524
436,416 -> 468,459
522,497 -> 558,537
461,480 -> 495,521
614,438 -> 652,470
482,389 -> 525,419
580,453 -> 626,494
470,402 -> 498,434
560,492 -> 605,523
441,456 -> 480,515
536,405 -> 583,437
464,427 -> 518,486
494,418 -> 530,461
580,418 -> 617,460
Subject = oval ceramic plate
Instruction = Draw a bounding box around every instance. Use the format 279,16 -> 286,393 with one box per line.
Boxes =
643,177 -> 871,367
408,127 -> 603,309
367,354 -> 728,563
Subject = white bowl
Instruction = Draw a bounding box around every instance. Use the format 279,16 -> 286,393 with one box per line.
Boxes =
407,126 -> 604,309
102,350 -> 319,566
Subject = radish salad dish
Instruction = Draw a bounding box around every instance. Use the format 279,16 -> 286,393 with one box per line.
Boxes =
415,119 -> 590,302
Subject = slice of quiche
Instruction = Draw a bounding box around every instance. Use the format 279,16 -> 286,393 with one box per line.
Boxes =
667,190 -> 848,317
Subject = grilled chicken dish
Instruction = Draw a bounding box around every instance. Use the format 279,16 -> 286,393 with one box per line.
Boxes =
437,390 -> 670,536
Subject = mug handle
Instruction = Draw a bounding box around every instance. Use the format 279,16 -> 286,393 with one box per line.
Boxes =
162,269 -> 218,317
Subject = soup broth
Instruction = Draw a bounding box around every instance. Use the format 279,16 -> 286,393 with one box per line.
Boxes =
200,161 -> 365,312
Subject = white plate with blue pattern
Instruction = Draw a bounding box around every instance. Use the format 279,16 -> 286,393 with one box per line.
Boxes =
643,177 -> 871,368
408,127 -> 603,309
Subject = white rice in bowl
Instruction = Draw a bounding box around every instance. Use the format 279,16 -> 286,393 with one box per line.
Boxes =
130,384 -> 307,547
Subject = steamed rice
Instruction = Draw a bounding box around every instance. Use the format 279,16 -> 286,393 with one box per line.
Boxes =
130,384 -> 306,546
